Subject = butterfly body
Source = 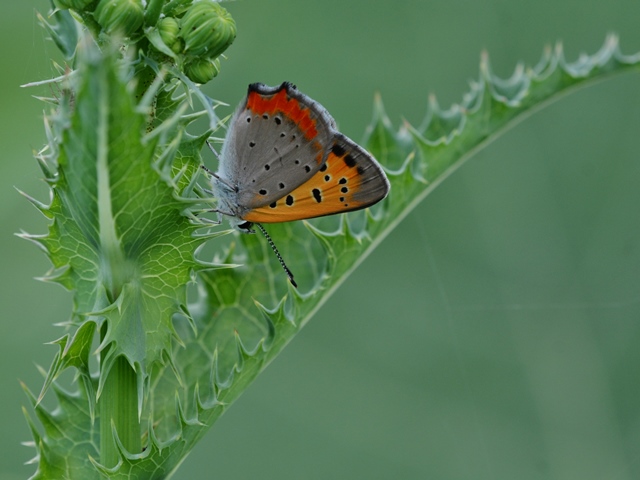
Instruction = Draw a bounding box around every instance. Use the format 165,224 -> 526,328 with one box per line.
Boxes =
210,82 -> 389,230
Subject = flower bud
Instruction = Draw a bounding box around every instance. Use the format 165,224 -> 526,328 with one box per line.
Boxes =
53,0 -> 93,10
157,17 -> 180,49
180,1 -> 236,59
184,57 -> 221,84
95,0 -> 144,36
171,37 -> 185,55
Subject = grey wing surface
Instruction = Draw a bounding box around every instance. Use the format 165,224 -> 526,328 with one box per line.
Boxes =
222,82 -> 337,209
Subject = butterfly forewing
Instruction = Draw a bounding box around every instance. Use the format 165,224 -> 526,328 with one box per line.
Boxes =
243,133 -> 389,223
221,83 -> 336,209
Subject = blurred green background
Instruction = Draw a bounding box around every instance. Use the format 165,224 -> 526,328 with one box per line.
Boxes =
3,1 -> 640,479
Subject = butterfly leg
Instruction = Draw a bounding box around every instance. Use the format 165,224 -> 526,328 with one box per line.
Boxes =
196,214 -> 222,225
200,164 -> 216,176
200,164 -> 236,191
193,207 -> 235,225
206,140 -> 221,161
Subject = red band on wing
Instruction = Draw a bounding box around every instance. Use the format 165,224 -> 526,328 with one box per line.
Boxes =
246,88 -> 319,140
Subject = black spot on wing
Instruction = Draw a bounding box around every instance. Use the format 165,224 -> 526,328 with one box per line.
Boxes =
332,143 -> 346,157
343,153 -> 356,168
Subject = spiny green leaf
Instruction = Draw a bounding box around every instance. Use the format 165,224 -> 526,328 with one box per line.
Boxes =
37,8 -> 78,61
38,320 -> 96,407
37,38 -> 202,383
136,34 -> 640,476
24,37 -> 207,478
23,34 -> 640,478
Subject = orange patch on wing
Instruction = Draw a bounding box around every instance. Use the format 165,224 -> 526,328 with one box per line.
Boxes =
247,88 -> 318,140
243,149 -> 365,223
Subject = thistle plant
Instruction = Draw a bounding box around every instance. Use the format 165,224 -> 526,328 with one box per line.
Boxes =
19,1 -> 640,478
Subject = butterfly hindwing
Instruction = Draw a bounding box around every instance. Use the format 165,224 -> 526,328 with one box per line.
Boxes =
243,133 -> 389,223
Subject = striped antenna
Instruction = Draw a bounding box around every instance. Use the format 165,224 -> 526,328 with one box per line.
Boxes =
254,223 -> 297,288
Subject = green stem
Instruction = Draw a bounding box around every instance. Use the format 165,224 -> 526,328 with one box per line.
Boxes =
77,10 -> 102,41
162,0 -> 192,16
99,355 -> 140,467
144,0 -> 164,26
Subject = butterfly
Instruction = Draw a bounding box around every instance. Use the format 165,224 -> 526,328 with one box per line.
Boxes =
203,82 -> 390,287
